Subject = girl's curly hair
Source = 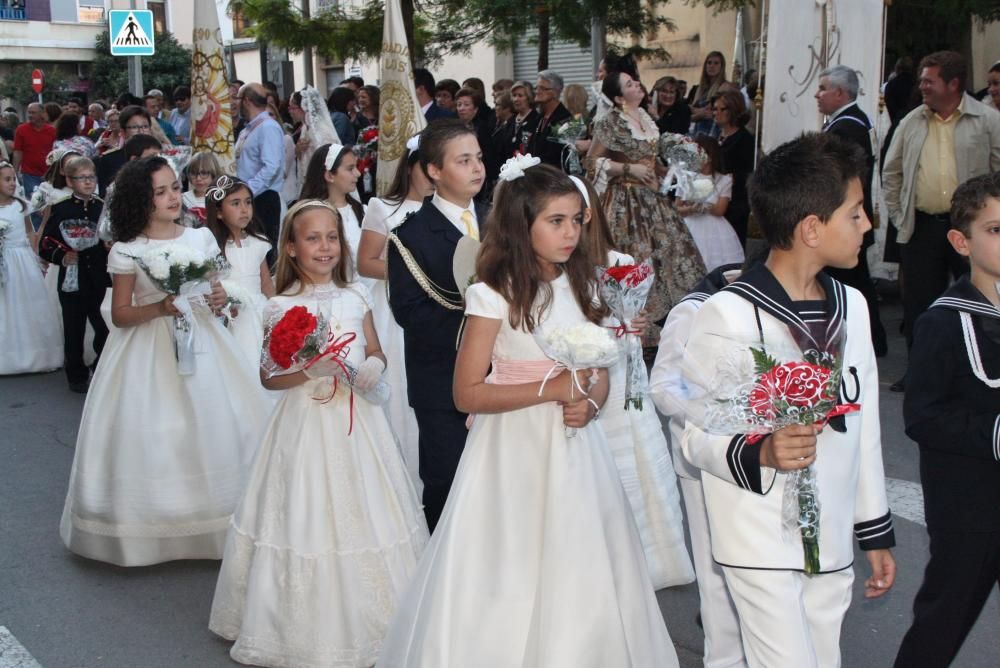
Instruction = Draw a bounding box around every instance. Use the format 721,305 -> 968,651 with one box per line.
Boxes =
109,155 -> 174,242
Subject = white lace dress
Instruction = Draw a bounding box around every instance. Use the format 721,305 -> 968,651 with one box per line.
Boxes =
681,172 -> 745,273
601,250 -> 695,590
360,197 -> 422,490
59,226 -> 271,566
0,200 -> 62,373
209,281 -> 428,668
378,277 -> 679,667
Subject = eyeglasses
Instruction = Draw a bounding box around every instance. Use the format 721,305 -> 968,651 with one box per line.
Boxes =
69,175 -> 97,182
125,124 -> 151,131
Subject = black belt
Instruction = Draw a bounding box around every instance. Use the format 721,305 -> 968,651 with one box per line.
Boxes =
915,209 -> 950,224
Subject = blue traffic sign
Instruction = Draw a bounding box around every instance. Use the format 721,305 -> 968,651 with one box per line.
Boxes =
109,10 -> 155,56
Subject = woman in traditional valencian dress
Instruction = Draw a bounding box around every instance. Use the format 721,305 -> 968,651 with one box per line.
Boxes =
587,70 -> 705,344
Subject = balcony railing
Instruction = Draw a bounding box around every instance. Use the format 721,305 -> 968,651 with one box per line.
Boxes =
0,6 -> 26,21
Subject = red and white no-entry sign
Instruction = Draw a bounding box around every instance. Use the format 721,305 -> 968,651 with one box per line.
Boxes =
31,69 -> 44,94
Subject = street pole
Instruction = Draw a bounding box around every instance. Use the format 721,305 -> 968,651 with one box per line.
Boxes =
302,0 -> 314,86
590,17 -> 606,77
127,0 -> 144,96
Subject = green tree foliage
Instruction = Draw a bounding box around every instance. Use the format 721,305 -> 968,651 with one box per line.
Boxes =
229,0 -> 675,72
0,64 -> 72,105
90,30 -> 193,101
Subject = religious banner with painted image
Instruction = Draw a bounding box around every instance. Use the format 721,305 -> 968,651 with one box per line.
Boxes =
375,0 -> 426,197
190,1 -> 235,175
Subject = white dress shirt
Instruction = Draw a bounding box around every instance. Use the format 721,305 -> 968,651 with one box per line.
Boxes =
431,192 -> 479,238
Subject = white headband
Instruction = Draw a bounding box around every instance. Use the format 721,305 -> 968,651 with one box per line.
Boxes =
324,144 -> 346,172
406,134 -> 420,154
568,175 -> 590,209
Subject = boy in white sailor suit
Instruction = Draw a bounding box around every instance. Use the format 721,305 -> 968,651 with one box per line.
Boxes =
681,133 -> 896,668
894,173 -> 1000,668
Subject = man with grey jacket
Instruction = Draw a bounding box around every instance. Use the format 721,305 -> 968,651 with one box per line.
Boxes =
883,50 -> 1000,389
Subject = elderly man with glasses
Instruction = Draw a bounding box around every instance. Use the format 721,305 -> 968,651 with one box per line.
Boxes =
526,69 -> 572,170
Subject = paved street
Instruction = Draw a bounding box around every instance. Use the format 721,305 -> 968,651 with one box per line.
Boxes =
1,297 -> 998,667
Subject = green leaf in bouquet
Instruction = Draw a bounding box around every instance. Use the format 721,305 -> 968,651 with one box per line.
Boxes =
750,347 -> 778,375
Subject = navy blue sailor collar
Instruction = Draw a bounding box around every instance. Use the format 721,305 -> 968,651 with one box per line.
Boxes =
722,264 -> 848,353
931,275 -> 1000,320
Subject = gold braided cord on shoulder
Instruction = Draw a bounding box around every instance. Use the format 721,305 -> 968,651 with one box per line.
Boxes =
386,232 -> 465,311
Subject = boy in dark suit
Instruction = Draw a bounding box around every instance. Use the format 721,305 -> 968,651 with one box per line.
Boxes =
894,172 -> 1000,667
387,118 -> 488,531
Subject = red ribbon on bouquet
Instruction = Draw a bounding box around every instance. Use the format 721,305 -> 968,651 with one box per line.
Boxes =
303,332 -> 358,434
606,323 -> 642,338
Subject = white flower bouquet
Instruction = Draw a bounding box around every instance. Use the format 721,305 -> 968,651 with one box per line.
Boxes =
658,133 -> 714,203
533,321 -> 619,437
548,117 -> 588,174
128,243 -> 227,375
219,279 -> 254,323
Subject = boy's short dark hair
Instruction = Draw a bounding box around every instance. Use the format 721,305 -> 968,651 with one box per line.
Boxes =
418,118 -> 478,180
413,68 -> 435,96
919,50 -> 967,91
748,132 -> 866,250
951,172 -> 1000,237
123,133 -> 163,160
435,79 -> 460,96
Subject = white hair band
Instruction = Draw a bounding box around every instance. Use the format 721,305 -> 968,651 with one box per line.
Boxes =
568,175 -> 591,209
406,134 -> 420,154
324,144 -> 346,172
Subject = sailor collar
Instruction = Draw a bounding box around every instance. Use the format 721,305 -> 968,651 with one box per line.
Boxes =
679,262 -> 743,305
931,276 -> 1000,320
723,264 -> 847,352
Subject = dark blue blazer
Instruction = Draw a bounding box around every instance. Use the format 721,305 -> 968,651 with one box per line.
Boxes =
424,103 -> 457,122
387,198 -> 489,410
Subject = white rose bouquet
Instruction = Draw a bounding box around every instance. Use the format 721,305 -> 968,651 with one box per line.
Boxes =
533,321 -> 619,437
548,117 -> 588,175
658,133 -> 714,203
128,243 -> 227,375
219,279 -> 253,323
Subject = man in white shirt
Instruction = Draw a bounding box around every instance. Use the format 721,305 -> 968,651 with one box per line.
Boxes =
235,82 -> 285,263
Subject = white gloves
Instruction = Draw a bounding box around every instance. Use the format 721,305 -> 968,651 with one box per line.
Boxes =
303,356 -> 344,379
354,357 -> 385,392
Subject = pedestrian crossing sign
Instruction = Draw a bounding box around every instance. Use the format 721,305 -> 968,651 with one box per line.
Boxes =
109,10 -> 155,56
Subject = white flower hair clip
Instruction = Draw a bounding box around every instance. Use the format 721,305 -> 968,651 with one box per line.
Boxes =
499,153 -> 541,182
206,175 -> 234,202
324,144 -> 346,172
406,134 -> 420,154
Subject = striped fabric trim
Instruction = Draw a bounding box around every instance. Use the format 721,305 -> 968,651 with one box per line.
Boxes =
679,291 -> 712,305
932,297 -> 1000,320
725,434 -> 768,494
994,415 -> 1000,462
854,511 -> 896,550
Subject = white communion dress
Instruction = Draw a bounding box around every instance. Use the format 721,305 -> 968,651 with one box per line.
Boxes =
209,281 -> 428,668
0,200 -> 63,373
600,250 -> 696,590
360,196 -> 422,490
681,172 -> 745,273
377,275 -> 679,667
59,226 -> 271,566
224,234 -> 271,373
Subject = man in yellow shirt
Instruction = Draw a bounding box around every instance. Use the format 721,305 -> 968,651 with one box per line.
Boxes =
883,50 -> 1000,391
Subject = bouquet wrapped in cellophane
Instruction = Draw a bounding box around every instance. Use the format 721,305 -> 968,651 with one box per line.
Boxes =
58,219 -> 101,292
658,132 -> 715,203
683,332 -> 860,574
127,243 -> 228,375
547,117 -> 588,175
597,260 -> 654,410
262,305 -> 389,432
533,321 -> 619,437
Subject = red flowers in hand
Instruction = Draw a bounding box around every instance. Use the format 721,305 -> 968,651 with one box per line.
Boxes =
602,262 -> 652,289
268,306 -> 319,370
748,361 -> 834,420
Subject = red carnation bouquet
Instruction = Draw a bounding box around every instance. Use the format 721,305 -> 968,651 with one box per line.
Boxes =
687,336 -> 860,574
598,260 -> 655,409
354,127 -> 378,192
262,305 -> 389,425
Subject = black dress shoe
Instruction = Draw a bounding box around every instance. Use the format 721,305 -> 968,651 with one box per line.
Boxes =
69,380 -> 90,394
889,377 -> 905,393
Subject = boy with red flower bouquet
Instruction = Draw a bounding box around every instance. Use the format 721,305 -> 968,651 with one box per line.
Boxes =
679,133 -> 896,667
